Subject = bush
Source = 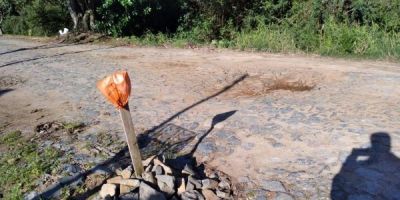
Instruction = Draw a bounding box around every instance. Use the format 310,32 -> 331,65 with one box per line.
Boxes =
2,0 -> 69,36
2,0 -> 400,59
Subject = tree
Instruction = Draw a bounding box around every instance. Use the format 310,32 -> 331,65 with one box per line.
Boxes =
0,0 -> 11,35
68,0 -> 99,31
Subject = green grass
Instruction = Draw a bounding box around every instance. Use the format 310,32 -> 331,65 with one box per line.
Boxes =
62,122 -> 84,134
0,131 -> 62,199
113,23 -> 400,61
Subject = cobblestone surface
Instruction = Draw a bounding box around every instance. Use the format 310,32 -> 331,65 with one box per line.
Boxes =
1,37 -> 400,199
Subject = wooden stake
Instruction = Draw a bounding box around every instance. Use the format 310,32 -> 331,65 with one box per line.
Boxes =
119,103 -> 144,177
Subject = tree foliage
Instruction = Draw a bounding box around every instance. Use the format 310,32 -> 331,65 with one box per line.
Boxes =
1,0 -> 399,58
2,0 -> 69,36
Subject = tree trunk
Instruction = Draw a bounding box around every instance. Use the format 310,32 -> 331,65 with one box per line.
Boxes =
89,9 -> 95,30
68,0 -> 80,30
82,10 -> 89,31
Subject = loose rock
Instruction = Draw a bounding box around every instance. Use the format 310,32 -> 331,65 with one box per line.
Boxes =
156,175 -> 176,195
181,190 -> 205,200
218,180 -> 230,190
201,179 -> 219,190
189,176 -> 202,189
142,171 -> 157,185
202,189 -> 220,200
154,165 -> 164,175
107,177 -> 140,188
121,166 -> 133,179
100,183 -> 116,198
139,182 -> 166,200
216,190 -> 231,199
177,178 -> 186,195
182,164 -> 196,176
143,155 -> 156,167
154,158 -> 173,174
120,185 -> 133,194
119,192 -> 139,200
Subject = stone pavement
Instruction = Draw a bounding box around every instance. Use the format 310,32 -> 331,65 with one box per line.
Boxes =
1,38 -> 400,199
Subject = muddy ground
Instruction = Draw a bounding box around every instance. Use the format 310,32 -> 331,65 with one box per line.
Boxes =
1,37 -> 400,199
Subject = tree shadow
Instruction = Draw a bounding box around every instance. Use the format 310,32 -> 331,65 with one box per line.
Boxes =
34,74 -> 247,200
0,46 -> 117,68
164,110 -> 237,171
0,89 -> 14,96
331,132 -> 400,200
0,43 -> 76,56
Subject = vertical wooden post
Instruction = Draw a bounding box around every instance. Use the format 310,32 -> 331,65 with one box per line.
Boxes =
119,103 -> 144,177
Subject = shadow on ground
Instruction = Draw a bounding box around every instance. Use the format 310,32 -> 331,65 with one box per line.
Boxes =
0,89 -> 14,96
33,74 -> 247,199
331,132 -> 400,200
0,45 -> 117,68
0,43 -> 75,56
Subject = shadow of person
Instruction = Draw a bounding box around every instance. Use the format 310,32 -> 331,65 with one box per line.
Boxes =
331,132 -> 400,200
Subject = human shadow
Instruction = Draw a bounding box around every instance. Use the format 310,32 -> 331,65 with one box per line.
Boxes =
0,46 -> 117,68
331,132 -> 400,200
35,74 -> 247,199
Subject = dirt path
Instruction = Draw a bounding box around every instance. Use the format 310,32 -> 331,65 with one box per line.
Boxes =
1,37 -> 400,199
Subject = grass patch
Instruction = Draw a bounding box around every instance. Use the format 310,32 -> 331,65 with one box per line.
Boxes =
62,122 -> 84,134
0,131 -> 62,199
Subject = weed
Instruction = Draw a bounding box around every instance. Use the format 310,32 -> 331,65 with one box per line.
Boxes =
62,122 -> 84,134
0,130 -> 21,145
0,131 -> 62,199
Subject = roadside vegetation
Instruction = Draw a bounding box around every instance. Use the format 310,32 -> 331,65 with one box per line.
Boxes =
0,130 -> 62,199
1,0 -> 399,59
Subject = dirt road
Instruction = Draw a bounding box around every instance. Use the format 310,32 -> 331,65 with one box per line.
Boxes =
1,37 -> 400,199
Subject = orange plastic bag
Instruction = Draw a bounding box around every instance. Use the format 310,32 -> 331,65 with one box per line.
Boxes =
97,70 -> 131,109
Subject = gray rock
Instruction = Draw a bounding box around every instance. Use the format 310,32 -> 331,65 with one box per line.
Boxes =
188,176 -> 202,189
119,193 -> 139,200
261,180 -> 286,192
186,181 -> 195,191
201,189 -> 220,200
121,166 -> 133,179
208,172 -> 218,179
201,179 -> 219,190
63,164 -> 80,175
274,192 -> 294,200
143,172 -> 157,185
216,190 -> 231,199
24,191 -> 38,200
181,190 -> 205,200
139,182 -> 166,200
182,164 -> 196,176
145,164 -> 153,173
100,183 -> 117,198
154,165 -> 163,175
155,175 -> 175,195
218,179 -> 230,190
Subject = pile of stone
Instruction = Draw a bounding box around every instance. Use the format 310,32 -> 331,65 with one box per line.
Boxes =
98,155 -> 233,200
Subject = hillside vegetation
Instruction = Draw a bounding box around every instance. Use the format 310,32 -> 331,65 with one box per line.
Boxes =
1,0 -> 399,59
